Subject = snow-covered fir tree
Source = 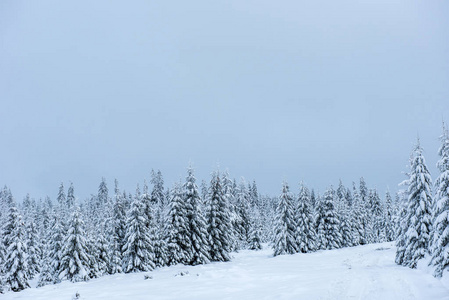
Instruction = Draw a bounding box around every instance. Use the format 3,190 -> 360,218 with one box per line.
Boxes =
431,125 -> 449,277
369,189 -> 385,243
248,206 -> 263,250
235,179 -> 252,249
165,182 -> 191,265
350,183 -> 364,246
295,183 -> 316,253
25,220 -> 40,278
273,182 -> 297,256
67,182 -> 75,209
151,169 -> 165,210
2,208 -> 30,292
183,166 -> 210,265
92,231 -> 110,277
397,141 -> 433,268
206,172 -> 232,262
250,181 -> 259,207
395,187 -> 409,266
47,211 -> 65,283
384,190 -> 395,242
122,192 -> 155,273
58,207 -> 90,282
57,183 -> 66,208
97,177 -> 109,209
336,181 -> 353,247
109,179 -> 126,274
317,187 -> 342,250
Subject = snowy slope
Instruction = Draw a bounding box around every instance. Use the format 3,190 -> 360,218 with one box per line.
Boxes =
3,242 -> 449,300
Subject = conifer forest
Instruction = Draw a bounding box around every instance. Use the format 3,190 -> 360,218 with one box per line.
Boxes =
1,126 -> 449,294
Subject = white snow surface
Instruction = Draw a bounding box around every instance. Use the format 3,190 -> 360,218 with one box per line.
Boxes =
4,242 -> 449,300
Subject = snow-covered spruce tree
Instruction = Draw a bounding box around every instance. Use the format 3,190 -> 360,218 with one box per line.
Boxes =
222,173 -> 239,251
395,187 -> 409,266
250,181 -> 259,207
3,211 -> 30,292
142,180 -> 166,268
184,166 -> 210,265
150,170 -> 164,203
369,189 -> 385,243
152,224 -> 168,268
25,220 -> 40,278
37,209 -> 62,287
58,207 -> 90,282
47,211 -> 65,283
97,177 -> 109,209
151,170 -> 165,214
165,182 -> 191,265
92,231 -> 110,277
109,180 -> 127,274
2,202 -> 20,258
273,182 -> 298,256
384,190 -> 395,242
336,181 -> 353,248
318,187 -> 342,250
206,172 -> 232,262
248,206 -> 263,250
235,179 -> 252,249
0,234 -> 5,276
295,183 -> 316,253
400,142 -> 433,268
57,182 -> 66,208
431,125 -> 449,277
314,194 -> 325,250
122,193 -> 156,273
350,183 -> 364,246
67,182 -> 75,209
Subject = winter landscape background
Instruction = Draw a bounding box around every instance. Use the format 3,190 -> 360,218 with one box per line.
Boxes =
1,0 -> 448,299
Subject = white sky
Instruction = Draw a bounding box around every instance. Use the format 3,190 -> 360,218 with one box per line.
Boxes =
1,0 -> 448,200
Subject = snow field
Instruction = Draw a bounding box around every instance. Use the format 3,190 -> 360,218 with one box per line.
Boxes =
3,242 -> 449,300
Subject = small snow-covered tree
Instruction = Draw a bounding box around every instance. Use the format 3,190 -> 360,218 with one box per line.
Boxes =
273,182 -> 297,256
59,207 -> 90,282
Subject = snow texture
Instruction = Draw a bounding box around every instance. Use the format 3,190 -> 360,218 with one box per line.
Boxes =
2,242 -> 449,300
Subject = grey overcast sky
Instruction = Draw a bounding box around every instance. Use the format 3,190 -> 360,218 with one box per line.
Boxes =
0,0 -> 448,201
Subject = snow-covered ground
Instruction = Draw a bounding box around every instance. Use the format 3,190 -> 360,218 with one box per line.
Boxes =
3,242 -> 449,300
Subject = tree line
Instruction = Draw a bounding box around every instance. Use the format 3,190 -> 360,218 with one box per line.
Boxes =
4,123 -> 449,293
